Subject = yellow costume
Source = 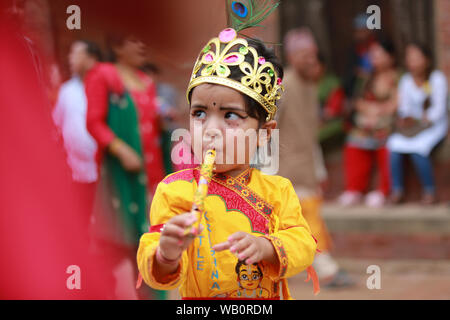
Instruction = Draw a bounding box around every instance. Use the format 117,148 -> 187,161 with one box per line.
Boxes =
137,167 -> 318,299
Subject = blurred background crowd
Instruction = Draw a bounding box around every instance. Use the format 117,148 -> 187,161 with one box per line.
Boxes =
1,0 -> 449,299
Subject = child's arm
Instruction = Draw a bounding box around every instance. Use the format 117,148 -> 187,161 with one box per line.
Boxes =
152,213 -> 202,279
137,182 -> 196,290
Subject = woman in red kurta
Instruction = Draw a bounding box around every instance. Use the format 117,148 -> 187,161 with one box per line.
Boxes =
85,34 -> 165,299
85,39 -> 165,195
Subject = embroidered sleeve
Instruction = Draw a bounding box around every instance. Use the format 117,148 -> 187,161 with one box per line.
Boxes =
262,179 -> 317,281
260,234 -> 288,280
137,232 -> 188,290
136,181 -> 192,290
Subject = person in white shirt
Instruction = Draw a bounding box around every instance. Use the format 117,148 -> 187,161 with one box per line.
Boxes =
387,43 -> 448,205
53,40 -> 102,183
52,40 -> 102,228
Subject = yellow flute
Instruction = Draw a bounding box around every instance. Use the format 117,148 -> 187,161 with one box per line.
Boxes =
184,149 -> 216,236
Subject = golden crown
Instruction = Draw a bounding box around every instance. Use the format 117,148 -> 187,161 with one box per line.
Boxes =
186,28 -> 284,121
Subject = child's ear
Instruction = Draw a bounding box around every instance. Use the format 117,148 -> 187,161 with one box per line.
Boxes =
257,120 -> 277,147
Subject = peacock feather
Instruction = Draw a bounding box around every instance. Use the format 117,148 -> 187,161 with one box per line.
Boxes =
226,0 -> 280,32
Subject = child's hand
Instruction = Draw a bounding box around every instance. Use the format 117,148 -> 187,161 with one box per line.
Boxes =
158,212 -> 201,262
212,232 -> 277,265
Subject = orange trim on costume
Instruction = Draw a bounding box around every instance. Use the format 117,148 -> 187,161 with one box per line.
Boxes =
305,266 -> 320,295
263,235 -> 288,278
281,278 -> 292,300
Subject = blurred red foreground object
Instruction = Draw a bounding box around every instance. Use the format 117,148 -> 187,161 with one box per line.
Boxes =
0,10 -> 123,300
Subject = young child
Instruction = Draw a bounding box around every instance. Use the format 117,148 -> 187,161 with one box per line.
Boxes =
136,28 -> 319,299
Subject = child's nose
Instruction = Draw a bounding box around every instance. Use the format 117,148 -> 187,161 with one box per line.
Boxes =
202,117 -> 223,145
204,128 -> 222,142
203,115 -> 223,135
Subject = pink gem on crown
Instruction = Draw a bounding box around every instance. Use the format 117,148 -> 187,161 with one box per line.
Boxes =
219,28 -> 237,43
223,54 -> 239,63
204,53 -> 214,62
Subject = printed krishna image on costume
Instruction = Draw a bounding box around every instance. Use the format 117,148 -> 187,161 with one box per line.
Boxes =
230,260 -> 270,298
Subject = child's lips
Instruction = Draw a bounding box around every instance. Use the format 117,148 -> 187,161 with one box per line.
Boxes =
203,143 -> 217,150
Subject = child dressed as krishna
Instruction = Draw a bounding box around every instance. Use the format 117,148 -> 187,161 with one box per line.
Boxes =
137,0 -> 319,299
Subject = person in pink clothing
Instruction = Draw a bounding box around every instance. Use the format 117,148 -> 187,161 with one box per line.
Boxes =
338,39 -> 399,208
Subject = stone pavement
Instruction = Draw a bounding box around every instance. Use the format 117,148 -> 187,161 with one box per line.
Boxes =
167,257 -> 450,300
321,203 -> 450,234
321,203 -> 450,260
290,257 -> 450,300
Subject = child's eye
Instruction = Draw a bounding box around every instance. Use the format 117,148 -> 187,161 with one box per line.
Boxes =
224,112 -> 245,120
191,110 -> 206,119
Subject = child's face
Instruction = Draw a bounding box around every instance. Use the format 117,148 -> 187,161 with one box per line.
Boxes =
190,84 -> 265,173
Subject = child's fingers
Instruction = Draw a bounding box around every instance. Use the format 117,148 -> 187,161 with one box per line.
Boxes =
229,236 -> 252,254
227,231 -> 247,243
161,223 -> 186,239
212,241 -> 231,252
244,252 -> 261,265
237,244 -> 257,262
168,212 -> 198,228
190,223 -> 205,236
184,213 -> 199,227
161,230 -> 194,251
161,236 -> 184,248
